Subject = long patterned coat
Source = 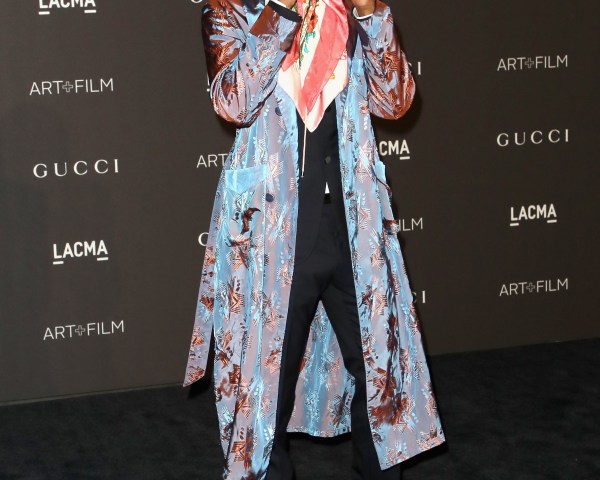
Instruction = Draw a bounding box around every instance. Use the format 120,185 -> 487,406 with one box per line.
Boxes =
183,1 -> 445,478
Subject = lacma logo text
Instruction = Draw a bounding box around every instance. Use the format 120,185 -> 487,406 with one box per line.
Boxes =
53,240 -> 109,265
510,204 -> 557,227
378,140 -> 411,161
38,0 -> 97,15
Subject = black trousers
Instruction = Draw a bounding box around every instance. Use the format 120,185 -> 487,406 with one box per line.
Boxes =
265,199 -> 402,480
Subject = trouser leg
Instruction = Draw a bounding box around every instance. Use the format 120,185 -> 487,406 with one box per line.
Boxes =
265,272 -> 317,480
265,209 -> 336,480
320,207 -> 402,480
266,202 -> 402,480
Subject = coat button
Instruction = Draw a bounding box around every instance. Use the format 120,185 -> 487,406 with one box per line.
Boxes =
265,193 -> 274,202
324,155 -> 332,164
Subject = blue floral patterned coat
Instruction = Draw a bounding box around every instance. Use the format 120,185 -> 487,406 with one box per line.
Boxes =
183,1 -> 445,478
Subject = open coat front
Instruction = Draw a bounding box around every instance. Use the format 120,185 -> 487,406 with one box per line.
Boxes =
183,1 -> 445,478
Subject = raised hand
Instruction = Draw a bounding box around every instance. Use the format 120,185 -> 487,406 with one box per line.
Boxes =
278,0 -> 298,8
351,0 -> 376,17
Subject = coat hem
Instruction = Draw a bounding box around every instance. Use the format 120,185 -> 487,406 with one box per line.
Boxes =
285,425 -> 351,437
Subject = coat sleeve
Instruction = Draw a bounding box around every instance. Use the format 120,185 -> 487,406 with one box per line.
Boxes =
353,0 -> 416,119
201,0 -> 301,127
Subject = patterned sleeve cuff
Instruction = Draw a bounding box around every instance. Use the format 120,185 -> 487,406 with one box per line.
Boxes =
352,6 -> 374,21
354,0 -> 389,46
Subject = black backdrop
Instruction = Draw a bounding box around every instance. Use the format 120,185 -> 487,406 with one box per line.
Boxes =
1,0 -> 598,405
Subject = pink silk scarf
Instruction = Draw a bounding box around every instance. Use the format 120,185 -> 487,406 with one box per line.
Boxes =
277,0 -> 349,131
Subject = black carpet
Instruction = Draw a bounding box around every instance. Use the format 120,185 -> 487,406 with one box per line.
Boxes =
1,338 -> 598,479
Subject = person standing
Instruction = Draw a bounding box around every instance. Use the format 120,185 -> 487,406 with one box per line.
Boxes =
184,1 -> 445,479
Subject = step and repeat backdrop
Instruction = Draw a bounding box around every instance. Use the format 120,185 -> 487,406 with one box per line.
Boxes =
0,0 -> 598,405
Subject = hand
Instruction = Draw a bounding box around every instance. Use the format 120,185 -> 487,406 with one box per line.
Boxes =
279,0 -> 297,8
351,0 -> 376,17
